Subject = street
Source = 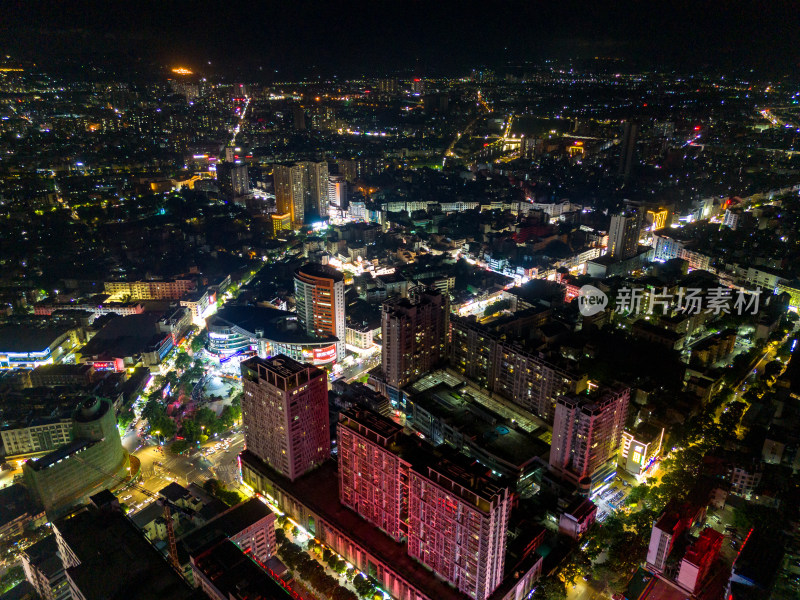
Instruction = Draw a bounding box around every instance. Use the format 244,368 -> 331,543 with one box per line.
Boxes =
122,432 -> 244,513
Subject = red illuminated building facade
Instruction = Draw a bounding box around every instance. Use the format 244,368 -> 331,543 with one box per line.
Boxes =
338,408 -> 511,600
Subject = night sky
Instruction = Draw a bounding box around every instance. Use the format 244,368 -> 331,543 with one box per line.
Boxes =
3,0 -> 799,78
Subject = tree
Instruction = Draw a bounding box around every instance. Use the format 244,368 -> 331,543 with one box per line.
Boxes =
175,351 -> 192,370
625,483 -> 650,506
333,588 -> 358,600
191,329 -> 208,353
181,419 -> 201,443
276,527 -> 287,547
764,360 -> 783,378
560,548 -> 592,586
220,404 -> 241,427
531,577 -> 566,600
203,478 -> 221,496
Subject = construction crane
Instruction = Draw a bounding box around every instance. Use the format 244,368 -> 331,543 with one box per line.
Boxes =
73,455 -> 187,570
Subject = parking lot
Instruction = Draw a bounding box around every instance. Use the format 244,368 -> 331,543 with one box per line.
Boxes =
592,475 -> 633,522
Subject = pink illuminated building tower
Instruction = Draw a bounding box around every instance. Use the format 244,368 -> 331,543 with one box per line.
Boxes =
241,355 -> 330,481
338,408 -> 511,600
549,385 -> 630,490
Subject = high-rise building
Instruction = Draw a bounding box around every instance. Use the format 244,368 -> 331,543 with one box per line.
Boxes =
304,160 -> 329,219
294,263 -> 346,362
216,162 -> 249,199
676,528 -> 723,594
381,289 -> 448,389
645,500 -> 704,573
607,212 -> 640,260
338,409 -> 408,542
53,496 -> 195,600
376,78 -> 399,96
21,535 -> 70,600
241,354 -> 330,481
273,162 -> 329,225
273,164 -> 305,226
618,119 -> 639,181
338,408 -> 511,600
292,103 -> 306,131
328,174 -> 347,213
549,385 -> 630,489
408,456 -> 509,600
273,164 -> 294,222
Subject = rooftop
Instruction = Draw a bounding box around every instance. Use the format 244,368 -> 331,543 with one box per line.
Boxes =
182,498 -> 272,555
0,485 -> 33,528
54,504 -> 195,600
295,262 -> 344,283
191,538 -> 291,600
0,325 -> 73,353
22,535 -> 64,578
208,305 -> 338,345
27,438 -> 96,471
78,312 -> 163,360
733,529 -> 784,590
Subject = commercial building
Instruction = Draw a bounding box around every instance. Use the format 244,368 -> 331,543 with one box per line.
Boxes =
0,325 -> 81,370
76,313 -> 175,371
34,299 -> 145,318
619,423 -> 664,477
381,289 -> 448,388
294,263 -> 346,362
206,305 -> 340,366
23,398 -> 128,518
241,355 -> 330,481
676,528 -> 723,594
53,497 -> 196,600
21,535 -> 70,600
339,408 -> 511,600
270,213 -> 292,237
180,288 -> 216,322
549,386 -> 630,490
29,364 -> 94,388
157,306 -> 193,344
